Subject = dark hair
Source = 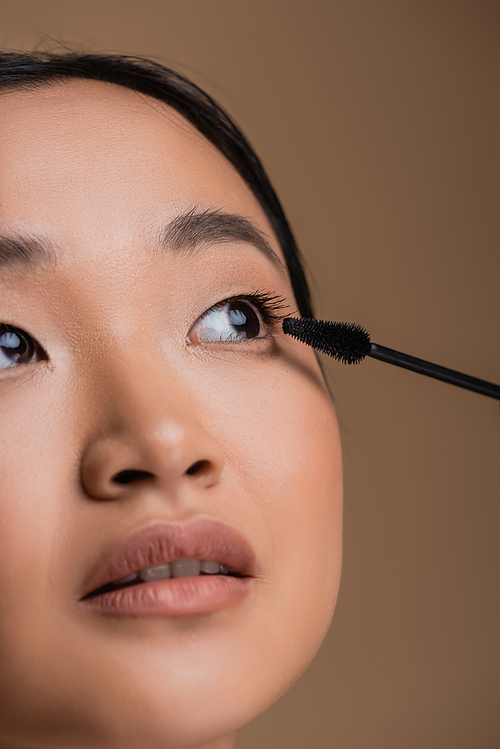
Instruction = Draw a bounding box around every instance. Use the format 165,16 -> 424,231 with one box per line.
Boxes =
0,50 -> 314,319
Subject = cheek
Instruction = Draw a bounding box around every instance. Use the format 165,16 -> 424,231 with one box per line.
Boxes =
0,390 -> 78,727
0,382 -> 76,627
196,356 -> 343,684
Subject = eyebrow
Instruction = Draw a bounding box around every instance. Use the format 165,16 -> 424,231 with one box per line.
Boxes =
0,208 -> 285,275
158,207 -> 285,272
0,234 -> 58,271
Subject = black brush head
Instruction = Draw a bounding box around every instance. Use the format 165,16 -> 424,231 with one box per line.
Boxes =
282,317 -> 371,365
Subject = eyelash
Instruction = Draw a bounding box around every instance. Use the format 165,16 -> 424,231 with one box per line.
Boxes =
229,290 -> 288,323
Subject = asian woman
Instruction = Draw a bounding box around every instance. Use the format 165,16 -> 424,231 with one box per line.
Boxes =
0,52 -> 342,749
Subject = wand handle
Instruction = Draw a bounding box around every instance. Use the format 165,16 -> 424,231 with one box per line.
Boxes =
369,343 -> 500,400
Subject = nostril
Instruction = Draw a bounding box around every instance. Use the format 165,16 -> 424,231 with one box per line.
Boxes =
185,460 -> 209,476
112,469 -> 153,485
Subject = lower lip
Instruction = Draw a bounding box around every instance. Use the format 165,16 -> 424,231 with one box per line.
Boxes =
82,575 -> 252,618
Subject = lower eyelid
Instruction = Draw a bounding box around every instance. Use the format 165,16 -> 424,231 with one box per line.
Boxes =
187,334 -> 278,358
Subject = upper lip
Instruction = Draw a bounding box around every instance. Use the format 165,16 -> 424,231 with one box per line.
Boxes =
80,515 -> 257,599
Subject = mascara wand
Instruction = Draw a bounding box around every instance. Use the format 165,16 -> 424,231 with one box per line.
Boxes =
282,317 -> 500,401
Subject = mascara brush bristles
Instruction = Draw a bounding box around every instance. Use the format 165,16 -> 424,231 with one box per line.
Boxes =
282,317 -> 371,365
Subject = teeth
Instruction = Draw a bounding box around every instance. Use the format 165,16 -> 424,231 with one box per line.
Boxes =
112,560 -> 228,587
200,560 -> 220,574
171,559 -> 201,578
139,563 -> 171,582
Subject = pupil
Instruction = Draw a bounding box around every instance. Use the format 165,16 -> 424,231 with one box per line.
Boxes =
0,327 -> 33,363
227,302 -> 260,338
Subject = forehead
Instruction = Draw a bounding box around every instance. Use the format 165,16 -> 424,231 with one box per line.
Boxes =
0,79 -> 277,255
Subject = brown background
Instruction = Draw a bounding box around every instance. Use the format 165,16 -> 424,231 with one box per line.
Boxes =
0,2 -> 499,747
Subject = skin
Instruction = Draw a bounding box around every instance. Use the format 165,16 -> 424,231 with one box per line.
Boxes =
0,80 -> 342,749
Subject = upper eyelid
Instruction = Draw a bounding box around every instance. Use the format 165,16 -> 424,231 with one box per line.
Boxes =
193,292 -> 288,324
217,291 -> 288,314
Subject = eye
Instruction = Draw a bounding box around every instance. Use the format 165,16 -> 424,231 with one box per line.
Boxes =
0,324 -> 43,369
188,299 -> 264,344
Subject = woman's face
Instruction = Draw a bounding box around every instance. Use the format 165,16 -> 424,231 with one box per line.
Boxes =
0,80 -> 342,749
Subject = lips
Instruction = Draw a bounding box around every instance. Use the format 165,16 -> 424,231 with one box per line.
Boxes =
80,516 -> 256,617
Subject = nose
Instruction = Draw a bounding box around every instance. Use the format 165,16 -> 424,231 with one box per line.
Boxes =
80,350 -> 225,501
